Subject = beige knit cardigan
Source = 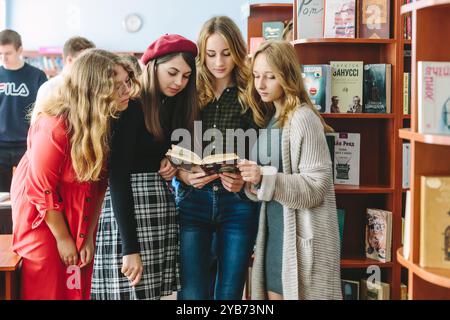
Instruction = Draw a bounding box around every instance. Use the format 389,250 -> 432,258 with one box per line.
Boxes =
245,104 -> 342,300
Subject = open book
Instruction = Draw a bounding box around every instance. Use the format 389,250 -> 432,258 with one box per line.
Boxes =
165,144 -> 239,175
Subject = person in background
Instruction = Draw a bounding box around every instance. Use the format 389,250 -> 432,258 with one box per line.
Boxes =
174,16 -> 259,300
0,29 -> 47,191
11,49 -> 139,299
31,36 -> 95,124
238,40 -> 342,300
121,54 -> 142,77
91,34 -> 198,300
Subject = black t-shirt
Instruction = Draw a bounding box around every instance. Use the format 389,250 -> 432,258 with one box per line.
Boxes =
108,99 -> 173,255
0,63 -> 47,146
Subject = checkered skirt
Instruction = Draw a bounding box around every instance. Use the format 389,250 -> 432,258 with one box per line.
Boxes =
91,172 -> 180,300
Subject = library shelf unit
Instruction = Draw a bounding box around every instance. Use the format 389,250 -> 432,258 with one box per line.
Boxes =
396,0 -> 450,300
291,0 -> 409,299
246,3 -> 293,51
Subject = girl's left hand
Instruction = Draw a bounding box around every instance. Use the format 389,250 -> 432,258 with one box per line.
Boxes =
219,172 -> 245,193
237,160 -> 262,185
159,158 -> 177,181
79,235 -> 94,268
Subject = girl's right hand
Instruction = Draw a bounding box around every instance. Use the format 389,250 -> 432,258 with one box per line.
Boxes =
122,253 -> 143,287
178,169 -> 219,189
56,236 -> 79,266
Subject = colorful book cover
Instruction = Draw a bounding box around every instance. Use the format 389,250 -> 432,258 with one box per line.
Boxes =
301,64 -> 331,113
402,143 -> 410,189
330,61 -> 363,113
420,176 -> 450,269
360,279 -> 390,300
365,208 -> 392,263
403,72 -> 411,115
363,64 -> 391,113
341,279 -> 359,300
337,208 -> 346,250
262,21 -> 284,40
324,0 -> 356,38
358,0 -> 390,39
418,61 -> 450,135
297,0 -> 324,39
328,132 -> 360,185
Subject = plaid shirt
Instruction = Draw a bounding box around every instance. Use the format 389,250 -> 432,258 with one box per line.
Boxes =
200,86 -> 259,159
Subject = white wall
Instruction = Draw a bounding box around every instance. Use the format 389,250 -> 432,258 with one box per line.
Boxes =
6,0 -> 291,52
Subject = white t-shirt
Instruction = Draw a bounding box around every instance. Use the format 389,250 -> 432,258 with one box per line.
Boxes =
30,73 -> 64,124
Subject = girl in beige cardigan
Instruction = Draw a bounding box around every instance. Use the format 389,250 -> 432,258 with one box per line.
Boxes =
238,41 -> 342,300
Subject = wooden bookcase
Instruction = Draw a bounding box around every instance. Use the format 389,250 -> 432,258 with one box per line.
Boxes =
396,0 -> 450,300
247,3 -> 293,52
291,0 -> 408,300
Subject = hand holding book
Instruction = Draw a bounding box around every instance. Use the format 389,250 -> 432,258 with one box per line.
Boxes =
166,144 -> 240,175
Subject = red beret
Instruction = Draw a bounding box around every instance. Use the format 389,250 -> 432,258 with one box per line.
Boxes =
140,34 -> 198,65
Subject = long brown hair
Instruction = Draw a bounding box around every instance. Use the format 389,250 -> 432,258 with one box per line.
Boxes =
246,40 -> 333,133
39,49 -> 140,182
140,52 -> 198,141
197,16 -> 250,109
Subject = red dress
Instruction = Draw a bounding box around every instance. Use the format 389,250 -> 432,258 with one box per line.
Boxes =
11,115 -> 107,300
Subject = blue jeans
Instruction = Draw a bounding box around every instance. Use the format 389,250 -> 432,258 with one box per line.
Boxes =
175,180 -> 259,300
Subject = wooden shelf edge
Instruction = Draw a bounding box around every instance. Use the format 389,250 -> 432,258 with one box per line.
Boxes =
335,185 -> 394,194
322,113 -> 394,119
341,257 -> 393,269
399,128 -> 450,146
292,38 -> 395,45
401,0 -> 450,15
397,248 -> 450,289
250,3 -> 293,9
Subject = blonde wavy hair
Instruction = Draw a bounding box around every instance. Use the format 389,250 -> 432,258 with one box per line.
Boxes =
197,16 -> 250,110
246,40 -> 333,133
38,49 -> 140,182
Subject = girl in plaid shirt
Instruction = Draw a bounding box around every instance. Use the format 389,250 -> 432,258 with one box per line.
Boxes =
174,16 -> 259,300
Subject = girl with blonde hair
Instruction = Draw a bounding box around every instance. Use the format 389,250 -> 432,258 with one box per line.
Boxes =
174,16 -> 259,300
10,49 -> 139,299
238,40 -> 342,300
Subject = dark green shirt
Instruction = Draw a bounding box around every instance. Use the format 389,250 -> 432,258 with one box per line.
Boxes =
200,86 -> 259,159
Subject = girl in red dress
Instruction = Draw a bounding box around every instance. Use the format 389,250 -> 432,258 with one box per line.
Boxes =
10,49 -> 140,300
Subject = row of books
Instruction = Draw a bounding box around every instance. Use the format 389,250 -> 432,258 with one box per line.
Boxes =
342,279 -> 408,300
23,55 -> 63,75
297,0 -> 390,40
403,176 -> 450,270
302,62 -> 391,114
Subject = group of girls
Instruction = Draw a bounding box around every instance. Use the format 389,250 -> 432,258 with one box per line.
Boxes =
11,15 -> 341,300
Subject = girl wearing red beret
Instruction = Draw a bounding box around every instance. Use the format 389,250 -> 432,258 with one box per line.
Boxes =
174,16 -> 259,300
91,35 -> 198,300
11,49 -> 139,299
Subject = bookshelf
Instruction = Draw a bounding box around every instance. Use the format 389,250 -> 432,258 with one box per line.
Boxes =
22,50 -> 143,78
396,0 -> 450,300
247,3 -> 293,52
291,0 -> 408,299
22,50 -> 62,78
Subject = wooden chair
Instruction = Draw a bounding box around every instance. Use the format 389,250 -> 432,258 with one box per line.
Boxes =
0,234 -> 21,300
